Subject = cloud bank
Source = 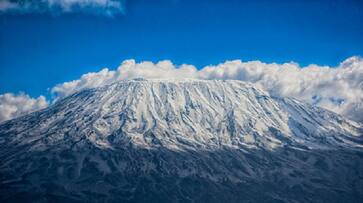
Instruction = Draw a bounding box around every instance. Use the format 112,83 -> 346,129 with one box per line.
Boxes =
51,57 -> 363,123
51,60 -> 198,98
0,0 -> 124,16
1,56 -> 362,123
198,57 -> 363,123
0,93 -> 48,122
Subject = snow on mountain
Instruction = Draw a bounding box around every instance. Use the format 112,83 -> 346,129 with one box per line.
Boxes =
0,79 -> 362,202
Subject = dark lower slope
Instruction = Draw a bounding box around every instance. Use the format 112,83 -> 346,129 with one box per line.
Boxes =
1,143 -> 362,203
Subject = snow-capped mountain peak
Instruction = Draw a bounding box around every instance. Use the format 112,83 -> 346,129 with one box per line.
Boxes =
1,79 -> 361,151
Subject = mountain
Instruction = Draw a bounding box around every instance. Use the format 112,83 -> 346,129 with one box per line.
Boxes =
0,79 -> 362,202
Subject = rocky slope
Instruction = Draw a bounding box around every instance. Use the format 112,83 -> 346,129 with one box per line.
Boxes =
0,79 -> 362,202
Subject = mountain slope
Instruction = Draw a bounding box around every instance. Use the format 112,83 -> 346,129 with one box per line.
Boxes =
0,79 -> 362,202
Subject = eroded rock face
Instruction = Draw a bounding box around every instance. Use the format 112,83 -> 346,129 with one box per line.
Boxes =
1,79 -> 362,202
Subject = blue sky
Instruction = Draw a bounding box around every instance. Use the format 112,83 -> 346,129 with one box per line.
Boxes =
0,0 -> 362,97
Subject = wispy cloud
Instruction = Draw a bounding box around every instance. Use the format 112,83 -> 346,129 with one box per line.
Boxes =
0,0 -> 125,16
1,56 -> 362,123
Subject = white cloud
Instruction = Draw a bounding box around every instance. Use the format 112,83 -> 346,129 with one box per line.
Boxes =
0,93 -> 48,123
198,56 -> 363,123
0,0 -> 124,15
1,56 -> 362,123
51,56 -> 363,123
51,60 -> 198,97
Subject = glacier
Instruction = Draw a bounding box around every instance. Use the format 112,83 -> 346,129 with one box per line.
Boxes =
0,79 -> 362,202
